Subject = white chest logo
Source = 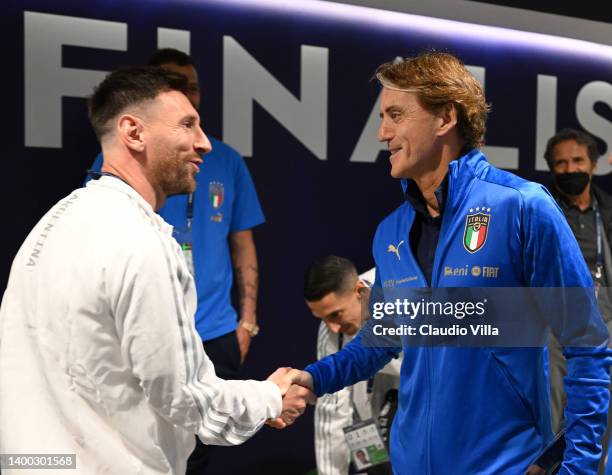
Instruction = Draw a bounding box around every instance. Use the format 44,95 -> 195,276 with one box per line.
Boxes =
387,240 -> 404,260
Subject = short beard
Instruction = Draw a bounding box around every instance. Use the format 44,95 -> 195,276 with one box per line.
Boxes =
150,149 -> 197,198
163,171 -> 195,197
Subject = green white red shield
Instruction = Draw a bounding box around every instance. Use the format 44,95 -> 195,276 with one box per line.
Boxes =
463,213 -> 490,253
209,182 -> 224,209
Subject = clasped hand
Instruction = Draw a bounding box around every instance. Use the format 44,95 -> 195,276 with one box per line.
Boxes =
266,367 -> 316,429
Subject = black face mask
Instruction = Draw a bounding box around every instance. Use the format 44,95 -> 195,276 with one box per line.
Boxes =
554,172 -> 590,196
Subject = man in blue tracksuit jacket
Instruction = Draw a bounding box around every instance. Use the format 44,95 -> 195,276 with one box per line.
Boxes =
279,53 -> 611,474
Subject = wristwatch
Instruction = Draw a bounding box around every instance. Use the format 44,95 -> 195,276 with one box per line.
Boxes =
239,320 -> 259,337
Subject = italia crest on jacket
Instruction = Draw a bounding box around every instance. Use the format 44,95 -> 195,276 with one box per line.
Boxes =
463,207 -> 491,253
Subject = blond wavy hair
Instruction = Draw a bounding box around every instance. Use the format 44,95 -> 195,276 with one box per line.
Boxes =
375,52 -> 490,149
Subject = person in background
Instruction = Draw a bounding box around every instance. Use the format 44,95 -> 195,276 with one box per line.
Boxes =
544,128 -> 612,474
304,256 -> 400,475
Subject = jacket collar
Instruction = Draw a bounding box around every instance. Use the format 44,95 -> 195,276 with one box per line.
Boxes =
87,176 -> 174,236
403,176 -> 448,217
400,147 -> 487,217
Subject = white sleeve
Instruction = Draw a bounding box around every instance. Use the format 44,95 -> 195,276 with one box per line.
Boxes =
358,267 -> 376,287
314,322 -> 352,475
110,237 -> 281,446
315,391 -> 352,475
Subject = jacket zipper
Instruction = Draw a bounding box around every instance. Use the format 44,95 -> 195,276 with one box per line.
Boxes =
403,208 -> 433,474
426,171 -> 455,475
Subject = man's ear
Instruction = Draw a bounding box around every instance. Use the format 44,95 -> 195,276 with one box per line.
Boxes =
436,103 -> 458,137
355,279 -> 367,299
117,114 -> 145,153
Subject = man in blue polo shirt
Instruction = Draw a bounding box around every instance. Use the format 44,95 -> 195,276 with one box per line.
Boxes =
87,49 -> 264,474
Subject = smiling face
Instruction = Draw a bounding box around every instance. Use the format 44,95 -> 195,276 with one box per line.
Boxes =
377,88 -> 445,179
144,90 -> 211,197
378,87 -> 443,178
306,282 -> 365,336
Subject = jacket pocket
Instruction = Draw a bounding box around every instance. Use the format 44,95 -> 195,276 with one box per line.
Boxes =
488,350 -> 536,424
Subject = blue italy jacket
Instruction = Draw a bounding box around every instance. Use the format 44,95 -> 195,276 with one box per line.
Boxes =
305,149 -> 611,474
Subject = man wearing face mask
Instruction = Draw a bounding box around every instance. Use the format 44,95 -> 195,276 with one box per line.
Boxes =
545,128 -> 612,473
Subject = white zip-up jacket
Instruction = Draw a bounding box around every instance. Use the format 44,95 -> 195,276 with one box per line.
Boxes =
314,269 -> 401,475
0,177 -> 281,474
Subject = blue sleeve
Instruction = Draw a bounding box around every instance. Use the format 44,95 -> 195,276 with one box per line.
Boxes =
229,154 -> 264,232
305,267 -> 402,397
84,152 -> 104,185
305,332 -> 400,397
522,185 -> 612,474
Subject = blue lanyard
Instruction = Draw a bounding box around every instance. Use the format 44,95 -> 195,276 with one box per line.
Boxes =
594,199 -> 604,281
187,193 -> 194,232
101,171 -> 131,187
554,193 -> 605,283
87,169 -> 131,188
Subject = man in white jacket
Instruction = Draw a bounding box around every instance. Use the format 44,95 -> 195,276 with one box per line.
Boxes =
304,256 -> 400,475
0,66 -> 310,475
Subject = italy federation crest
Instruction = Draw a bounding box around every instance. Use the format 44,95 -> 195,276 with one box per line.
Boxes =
463,209 -> 491,253
209,182 -> 224,209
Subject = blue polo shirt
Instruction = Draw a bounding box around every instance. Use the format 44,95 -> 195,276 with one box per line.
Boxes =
87,137 -> 265,341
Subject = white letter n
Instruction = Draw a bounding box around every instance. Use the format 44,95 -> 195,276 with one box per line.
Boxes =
223,36 -> 328,159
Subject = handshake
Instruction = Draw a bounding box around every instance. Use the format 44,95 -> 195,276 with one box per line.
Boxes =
266,367 -> 316,429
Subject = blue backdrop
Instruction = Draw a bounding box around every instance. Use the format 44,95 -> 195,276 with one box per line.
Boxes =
3,1 -> 612,473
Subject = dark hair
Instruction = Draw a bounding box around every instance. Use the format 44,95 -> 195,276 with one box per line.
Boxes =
147,48 -> 196,68
304,255 -> 358,302
544,128 -> 600,168
88,66 -> 189,140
